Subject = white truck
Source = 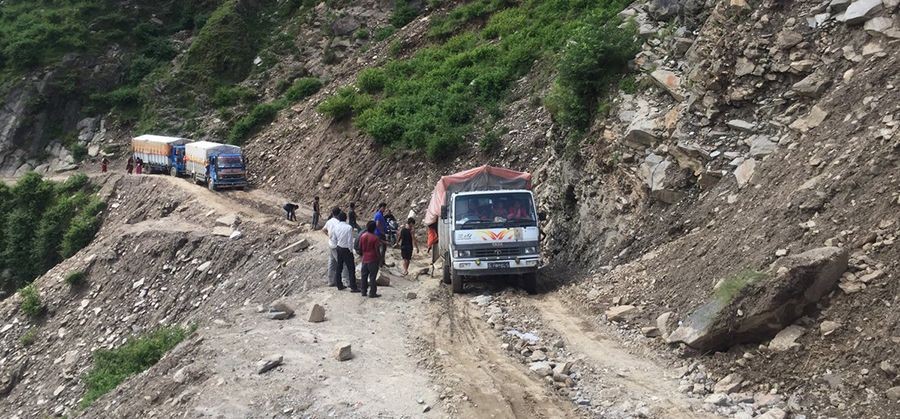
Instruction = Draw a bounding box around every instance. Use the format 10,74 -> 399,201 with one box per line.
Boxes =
184,141 -> 248,191
424,166 -> 545,294
131,135 -> 188,176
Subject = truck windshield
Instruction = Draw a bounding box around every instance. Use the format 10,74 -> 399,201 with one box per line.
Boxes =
216,156 -> 243,168
454,192 -> 536,229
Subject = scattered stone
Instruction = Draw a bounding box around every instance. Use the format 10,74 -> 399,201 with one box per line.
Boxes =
864,17 -> 893,35
839,281 -> 865,294
830,0 -> 852,11
625,115 -> 661,148
880,360 -> 897,377
266,311 -> 292,320
820,320 -> 841,336
274,239 -> 310,255
422,404 -> 432,413
714,373 -> 744,394
553,361 -> 574,376
727,119 -> 755,132
211,226 -> 232,237
704,393 -> 732,406
792,72 -> 830,97
775,30 -> 804,49
769,325 -> 805,351
256,355 -> 283,374
858,270 -> 883,283
529,361 -> 553,377
842,0 -> 883,25
172,367 -> 189,384
641,327 -> 661,337
406,292 -> 417,299
755,408 -> 788,419
749,136 -> 777,158
196,261 -> 212,273
303,304 -> 325,323
335,343 -> 352,361
215,213 -> 240,227
605,305 -> 638,321
530,350 -> 547,362
886,386 -> 900,401
229,230 -> 242,240
656,311 -> 674,337
650,69 -> 685,101
734,158 -> 757,188
775,248 -> 789,257
789,106 -> 828,132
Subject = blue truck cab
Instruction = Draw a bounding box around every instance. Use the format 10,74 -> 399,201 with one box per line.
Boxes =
171,145 -> 186,176
207,153 -> 248,190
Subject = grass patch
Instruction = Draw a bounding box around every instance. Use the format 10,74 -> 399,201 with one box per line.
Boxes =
20,327 -> 38,346
65,270 -> 87,287
478,129 -> 501,153
373,26 -> 396,41
80,325 -> 192,408
213,85 -> 257,107
318,0 -> 635,159
714,270 -> 767,303
283,77 -> 322,102
19,284 -> 43,318
390,0 -> 421,28
227,102 -> 280,145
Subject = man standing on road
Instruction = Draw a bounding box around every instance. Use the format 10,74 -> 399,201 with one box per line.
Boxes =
358,220 -> 382,298
322,207 -> 347,286
374,202 -> 388,267
312,196 -> 321,230
348,202 -> 361,231
332,212 -> 359,292
396,217 -> 419,276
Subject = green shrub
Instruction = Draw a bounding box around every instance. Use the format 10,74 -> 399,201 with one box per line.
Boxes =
317,87 -> 372,120
283,77 -> 322,102
428,0 -> 509,39
81,326 -> 191,408
65,270 -> 87,287
182,0 -> 260,84
356,68 -> 387,93
391,0 -> 420,28
353,28 -> 370,39
20,327 -> 38,346
227,102 -> 280,144
61,199 -> 106,258
19,285 -> 43,318
90,86 -> 142,110
619,74 -> 638,94
373,26 -> 396,41
479,130 -> 501,152
213,85 -> 257,107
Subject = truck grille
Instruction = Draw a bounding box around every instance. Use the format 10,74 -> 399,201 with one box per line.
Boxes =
471,247 -> 522,258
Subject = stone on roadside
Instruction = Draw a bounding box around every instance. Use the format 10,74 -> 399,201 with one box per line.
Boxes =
266,311 -> 292,320
406,292 -> 417,300
734,158 -> 757,188
791,71 -> 830,97
886,386 -> 900,401
727,119 -> 755,132
789,106 -> 828,132
768,325 -> 805,351
749,136 -> 777,158
713,373 -> 744,394
256,355 -> 283,374
605,305 -> 638,322
308,304 -> 325,323
842,0 -> 883,25
656,311 -> 674,337
641,327 -> 661,337
820,320 -> 841,336
864,17 -> 893,35
530,350 -> 547,362
212,226 -> 232,237
335,343 -> 352,361
376,274 -> 391,287
704,393 -> 731,406
755,408 -> 788,419
216,213 -> 240,227
529,361 -> 553,377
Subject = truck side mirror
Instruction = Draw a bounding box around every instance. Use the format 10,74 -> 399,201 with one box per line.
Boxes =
538,211 -> 547,221
440,205 -> 448,220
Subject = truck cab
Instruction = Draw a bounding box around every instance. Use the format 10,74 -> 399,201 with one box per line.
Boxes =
170,145 -> 186,176
207,153 -> 247,190
440,190 -> 544,294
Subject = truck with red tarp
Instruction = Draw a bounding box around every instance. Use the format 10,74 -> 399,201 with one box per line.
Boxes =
424,166 -> 545,294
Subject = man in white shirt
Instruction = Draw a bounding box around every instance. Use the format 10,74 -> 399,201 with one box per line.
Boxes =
331,212 -> 359,292
322,207 -> 348,286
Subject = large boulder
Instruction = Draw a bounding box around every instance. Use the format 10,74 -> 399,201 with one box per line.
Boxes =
667,247 -> 848,351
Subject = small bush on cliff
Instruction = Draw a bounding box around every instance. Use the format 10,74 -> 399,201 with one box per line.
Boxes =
81,325 -> 192,408
19,284 -> 43,318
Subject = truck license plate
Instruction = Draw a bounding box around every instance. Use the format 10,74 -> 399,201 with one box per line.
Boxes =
488,262 -> 508,269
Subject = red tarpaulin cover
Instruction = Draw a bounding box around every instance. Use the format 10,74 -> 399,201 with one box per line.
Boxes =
423,165 -> 532,226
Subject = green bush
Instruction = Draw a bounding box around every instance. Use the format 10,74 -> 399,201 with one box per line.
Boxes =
19,285 -> 43,318
356,68 -> 387,93
228,102 -> 280,144
353,28 -> 370,39
81,326 -> 191,408
68,143 -> 88,162
213,85 -> 257,107
428,0 -> 509,39
373,26 -> 396,41
61,199 -> 106,258
479,130 -> 501,152
317,87 -> 372,120
182,0 -> 260,84
283,77 -> 322,102
90,86 -> 142,110
65,270 -> 87,287
390,0 -> 420,28
20,327 -> 38,346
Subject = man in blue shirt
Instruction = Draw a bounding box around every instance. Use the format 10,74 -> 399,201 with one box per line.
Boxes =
374,202 -> 387,267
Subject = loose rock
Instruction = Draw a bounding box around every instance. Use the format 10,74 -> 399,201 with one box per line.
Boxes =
335,343 -> 352,361
308,304 -> 325,323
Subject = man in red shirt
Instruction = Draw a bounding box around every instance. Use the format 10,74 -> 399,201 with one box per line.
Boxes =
358,220 -> 383,298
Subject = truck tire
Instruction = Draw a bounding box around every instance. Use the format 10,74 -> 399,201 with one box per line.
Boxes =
170,166 -> 178,177
451,271 -> 464,294
442,252 -> 451,284
520,272 -> 538,295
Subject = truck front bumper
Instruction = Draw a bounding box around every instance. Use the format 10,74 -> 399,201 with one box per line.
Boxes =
452,257 -> 539,276
214,180 -> 247,189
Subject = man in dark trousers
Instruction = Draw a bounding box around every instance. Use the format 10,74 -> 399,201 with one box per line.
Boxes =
331,212 -> 359,292
358,221 -> 383,298
374,202 -> 387,267
348,202 -> 361,231
283,202 -> 298,221
396,217 -> 419,275
312,196 -> 321,230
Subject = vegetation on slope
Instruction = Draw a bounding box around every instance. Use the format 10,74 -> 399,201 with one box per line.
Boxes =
0,173 -> 105,296
81,325 -> 193,408
318,0 -> 638,159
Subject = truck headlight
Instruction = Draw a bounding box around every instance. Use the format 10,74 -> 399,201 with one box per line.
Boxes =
455,250 -> 472,258
523,247 -> 537,255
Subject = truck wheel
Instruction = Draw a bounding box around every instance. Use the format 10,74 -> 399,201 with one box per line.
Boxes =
520,272 -> 538,295
208,181 -> 216,191
451,272 -> 464,294
170,167 -> 178,177
442,252 -> 451,284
